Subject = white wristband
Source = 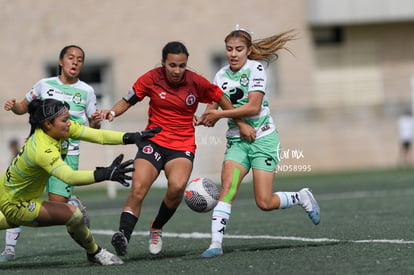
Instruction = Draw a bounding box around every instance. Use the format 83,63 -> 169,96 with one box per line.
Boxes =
110,110 -> 116,117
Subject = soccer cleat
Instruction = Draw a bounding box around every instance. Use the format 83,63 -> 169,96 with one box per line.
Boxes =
201,247 -> 223,258
68,195 -> 90,228
299,188 -> 320,225
87,248 -> 123,265
0,249 -> 15,262
149,228 -> 163,255
111,231 -> 128,256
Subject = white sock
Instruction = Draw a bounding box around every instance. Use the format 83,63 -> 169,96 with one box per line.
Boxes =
5,227 -> 22,252
209,201 -> 231,249
274,192 -> 301,209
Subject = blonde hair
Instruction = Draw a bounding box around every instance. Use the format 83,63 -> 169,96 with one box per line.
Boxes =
225,29 -> 297,64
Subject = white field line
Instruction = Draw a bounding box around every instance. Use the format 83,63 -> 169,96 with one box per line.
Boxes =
89,230 -> 413,244
35,230 -> 414,244
40,188 -> 412,245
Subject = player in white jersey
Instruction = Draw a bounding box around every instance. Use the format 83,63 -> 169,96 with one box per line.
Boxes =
2,45 -> 101,261
198,26 -> 321,258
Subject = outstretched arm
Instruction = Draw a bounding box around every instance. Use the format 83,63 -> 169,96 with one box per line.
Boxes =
4,98 -> 29,115
99,99 -> 132,122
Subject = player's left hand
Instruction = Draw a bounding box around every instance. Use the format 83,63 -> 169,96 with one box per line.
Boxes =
94,154 -> 134,187
123,126 -> 162,145
201,110 -> 221,127
238,123 -> 256,143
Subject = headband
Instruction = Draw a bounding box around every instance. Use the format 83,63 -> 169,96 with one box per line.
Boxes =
235,24 -> 253,36
41,100 -> 69,122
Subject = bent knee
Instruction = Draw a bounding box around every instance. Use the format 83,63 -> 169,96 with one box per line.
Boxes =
255,200 -> 276,211
66,207 -> 83,226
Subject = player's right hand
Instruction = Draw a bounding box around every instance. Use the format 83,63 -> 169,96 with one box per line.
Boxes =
4,98 -> 16,111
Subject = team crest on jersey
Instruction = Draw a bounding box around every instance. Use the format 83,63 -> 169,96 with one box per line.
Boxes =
185,92 -> 196,106
72,93 -> 82,104
28,202 -> 36,212
142,145 -> 154,154
240,74 -> 249,87
62,140 -> 69,150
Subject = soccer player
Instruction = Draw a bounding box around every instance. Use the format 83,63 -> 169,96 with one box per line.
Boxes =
0,98 -> 160,265
2,45 -> 100,261
199,26 -> 321,257
398,109 -> 413,166
99,41 -> 241,257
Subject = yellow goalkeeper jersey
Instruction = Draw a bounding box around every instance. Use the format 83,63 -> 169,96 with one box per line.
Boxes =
0,121 -> 124,202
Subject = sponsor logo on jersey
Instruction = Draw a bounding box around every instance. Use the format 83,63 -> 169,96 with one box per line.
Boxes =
159,92 -> 166,99
29,90 -> 38,99
261,124 -> 270,131
252,78 -> 264,88
142,145 -> 154,154
50,156 -> 60,166
185,92 -> 196,106
240,74 -> 249,87
46,89 -> 54,96
124,89 -> 136,101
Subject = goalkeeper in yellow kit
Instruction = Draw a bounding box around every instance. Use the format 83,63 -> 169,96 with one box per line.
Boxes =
0,98 -> 161,265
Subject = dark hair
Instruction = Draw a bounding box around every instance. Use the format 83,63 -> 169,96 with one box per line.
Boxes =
162,41 -> 189,61
28,99 -> 70,137
57,45 -> 85,75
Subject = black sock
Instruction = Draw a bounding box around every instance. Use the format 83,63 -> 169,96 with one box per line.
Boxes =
119,212 -> 138,241
88,246 -> 101,256
152,201 -> 177,229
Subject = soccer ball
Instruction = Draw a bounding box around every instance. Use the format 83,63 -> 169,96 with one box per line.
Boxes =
184,178 -> 219,213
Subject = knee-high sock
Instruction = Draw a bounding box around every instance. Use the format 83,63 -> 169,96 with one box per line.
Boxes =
152,200 -> 176,229
209,201 -> 232,248
66,207 -> 98,254
4,227 -> 22,252
119,211 -> 138,241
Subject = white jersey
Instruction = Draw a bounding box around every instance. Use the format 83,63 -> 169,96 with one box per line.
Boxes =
213,59 -> 276,140
25,76 -> 97,155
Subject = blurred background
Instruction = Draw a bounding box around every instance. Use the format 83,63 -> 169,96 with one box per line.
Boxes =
1,0 -> 413,193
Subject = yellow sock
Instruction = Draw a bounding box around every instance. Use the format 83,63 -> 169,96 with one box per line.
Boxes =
66,207 -> 98,254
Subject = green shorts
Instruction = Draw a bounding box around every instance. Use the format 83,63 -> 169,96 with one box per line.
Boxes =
46,154 -> 79,198
224,131 -> 281,172
0,197 -> 43,227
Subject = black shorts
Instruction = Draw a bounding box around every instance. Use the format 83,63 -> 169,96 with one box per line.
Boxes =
135,140 -> 194,172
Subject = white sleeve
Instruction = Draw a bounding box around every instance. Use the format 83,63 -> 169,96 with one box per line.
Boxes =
85,87 -> 98,118
25,80 -> 43,102
248,62 -> 266,93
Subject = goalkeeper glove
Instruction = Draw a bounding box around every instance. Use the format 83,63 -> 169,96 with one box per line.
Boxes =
94,154 -> 134,187
122,126 -> 162,145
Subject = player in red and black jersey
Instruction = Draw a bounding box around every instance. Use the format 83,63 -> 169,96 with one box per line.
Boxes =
100,41 -> 250,257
